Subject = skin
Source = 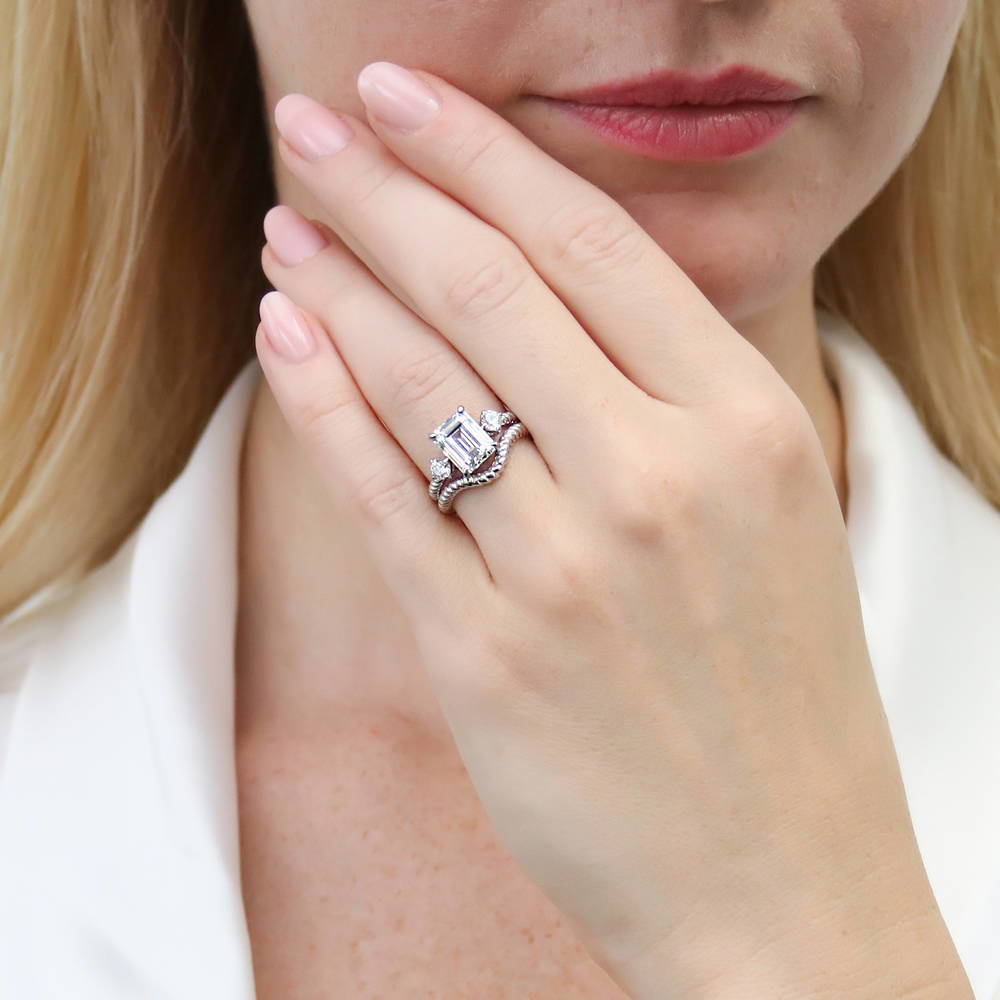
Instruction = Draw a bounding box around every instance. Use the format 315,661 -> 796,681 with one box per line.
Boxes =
234,2 -> 973,996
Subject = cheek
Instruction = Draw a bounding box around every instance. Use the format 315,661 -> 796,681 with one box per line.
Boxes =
244,0 -> 524,117
841,0 -> 966,168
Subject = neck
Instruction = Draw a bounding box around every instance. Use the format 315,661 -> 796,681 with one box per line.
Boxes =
235,284 -> 847,739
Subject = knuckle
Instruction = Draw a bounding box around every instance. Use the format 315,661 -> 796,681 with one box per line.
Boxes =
314,270 -> 361,326
608,485 -> 669,544
524,535 -> 600,616
446,126 -> 509,180
295,384 -> 364,444
607,458 -> 700,542
541,199 -> 646,274
721,389 -> 817,471
386,347 -> 458,411
353,465 -> 419,526
442,247 -> 531,321
352,160 -> 401,208
464,617 -> 551,704
467,603 -> 570,700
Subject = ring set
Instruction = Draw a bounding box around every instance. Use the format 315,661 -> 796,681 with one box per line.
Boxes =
427,403 -> 528,513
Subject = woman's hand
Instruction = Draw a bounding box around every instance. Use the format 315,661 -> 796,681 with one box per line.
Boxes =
254,62 -> 970,998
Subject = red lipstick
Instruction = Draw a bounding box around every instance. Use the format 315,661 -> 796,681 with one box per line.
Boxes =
539,65 -> 815,161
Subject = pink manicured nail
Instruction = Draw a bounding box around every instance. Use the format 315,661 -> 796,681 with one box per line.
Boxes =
259,290 -> 316,362
263,205 -> 329,267
274,93 -> 354,161
356,61 -> 442,132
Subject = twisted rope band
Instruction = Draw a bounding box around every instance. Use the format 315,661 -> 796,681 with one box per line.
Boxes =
427,405 -> 528,514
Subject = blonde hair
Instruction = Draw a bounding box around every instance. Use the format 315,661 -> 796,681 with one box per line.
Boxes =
0,0 -> 997,627
815,0 -> 1000,511
0,0 -> 273,626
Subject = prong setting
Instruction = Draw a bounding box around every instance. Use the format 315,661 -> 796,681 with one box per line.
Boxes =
426,404 -> 526,512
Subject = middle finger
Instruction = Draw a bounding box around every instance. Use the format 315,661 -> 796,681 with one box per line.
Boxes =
260,205 -> 561,567
272,92 -> 641,479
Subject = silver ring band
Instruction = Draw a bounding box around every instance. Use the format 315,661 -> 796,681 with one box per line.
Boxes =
427,404 -> 528,513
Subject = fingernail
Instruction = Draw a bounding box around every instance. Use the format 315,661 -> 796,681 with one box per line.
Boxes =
274,93 -> 354,161
260,290 -> 317,362
263,205 -> 329,267
356,61 -> 442,132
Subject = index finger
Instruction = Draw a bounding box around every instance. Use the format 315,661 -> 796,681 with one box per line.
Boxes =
356,61 -> 772,406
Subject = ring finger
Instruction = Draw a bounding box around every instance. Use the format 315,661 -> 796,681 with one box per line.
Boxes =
260,203 -> 560,569
270,93 -> 640,486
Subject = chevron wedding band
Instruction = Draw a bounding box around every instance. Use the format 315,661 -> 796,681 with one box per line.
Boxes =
427,404 -> 528,514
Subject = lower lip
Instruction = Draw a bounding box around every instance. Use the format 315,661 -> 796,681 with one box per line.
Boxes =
544,98 -> 808,161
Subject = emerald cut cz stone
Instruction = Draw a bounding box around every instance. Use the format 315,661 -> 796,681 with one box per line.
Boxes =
429,406 -> 496,474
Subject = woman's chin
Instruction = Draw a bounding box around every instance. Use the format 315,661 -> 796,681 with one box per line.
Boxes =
658,247 -> 810,327
619,201 -> 814,323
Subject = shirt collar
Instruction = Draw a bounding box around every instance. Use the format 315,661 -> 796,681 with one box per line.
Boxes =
2,309 -> 999,998
0,357 -> 262,999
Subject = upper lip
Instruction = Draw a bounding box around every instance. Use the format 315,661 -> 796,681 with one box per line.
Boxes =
548,64 -> 813,107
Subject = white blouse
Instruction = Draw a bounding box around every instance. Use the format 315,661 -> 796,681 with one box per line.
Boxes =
1,306 -> 999,999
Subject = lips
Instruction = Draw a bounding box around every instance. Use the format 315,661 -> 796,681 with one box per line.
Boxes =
539,64 -> 814,161
549,64 -> 813,107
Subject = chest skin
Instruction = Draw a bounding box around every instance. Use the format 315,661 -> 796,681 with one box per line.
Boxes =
234,710 -> 629,999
